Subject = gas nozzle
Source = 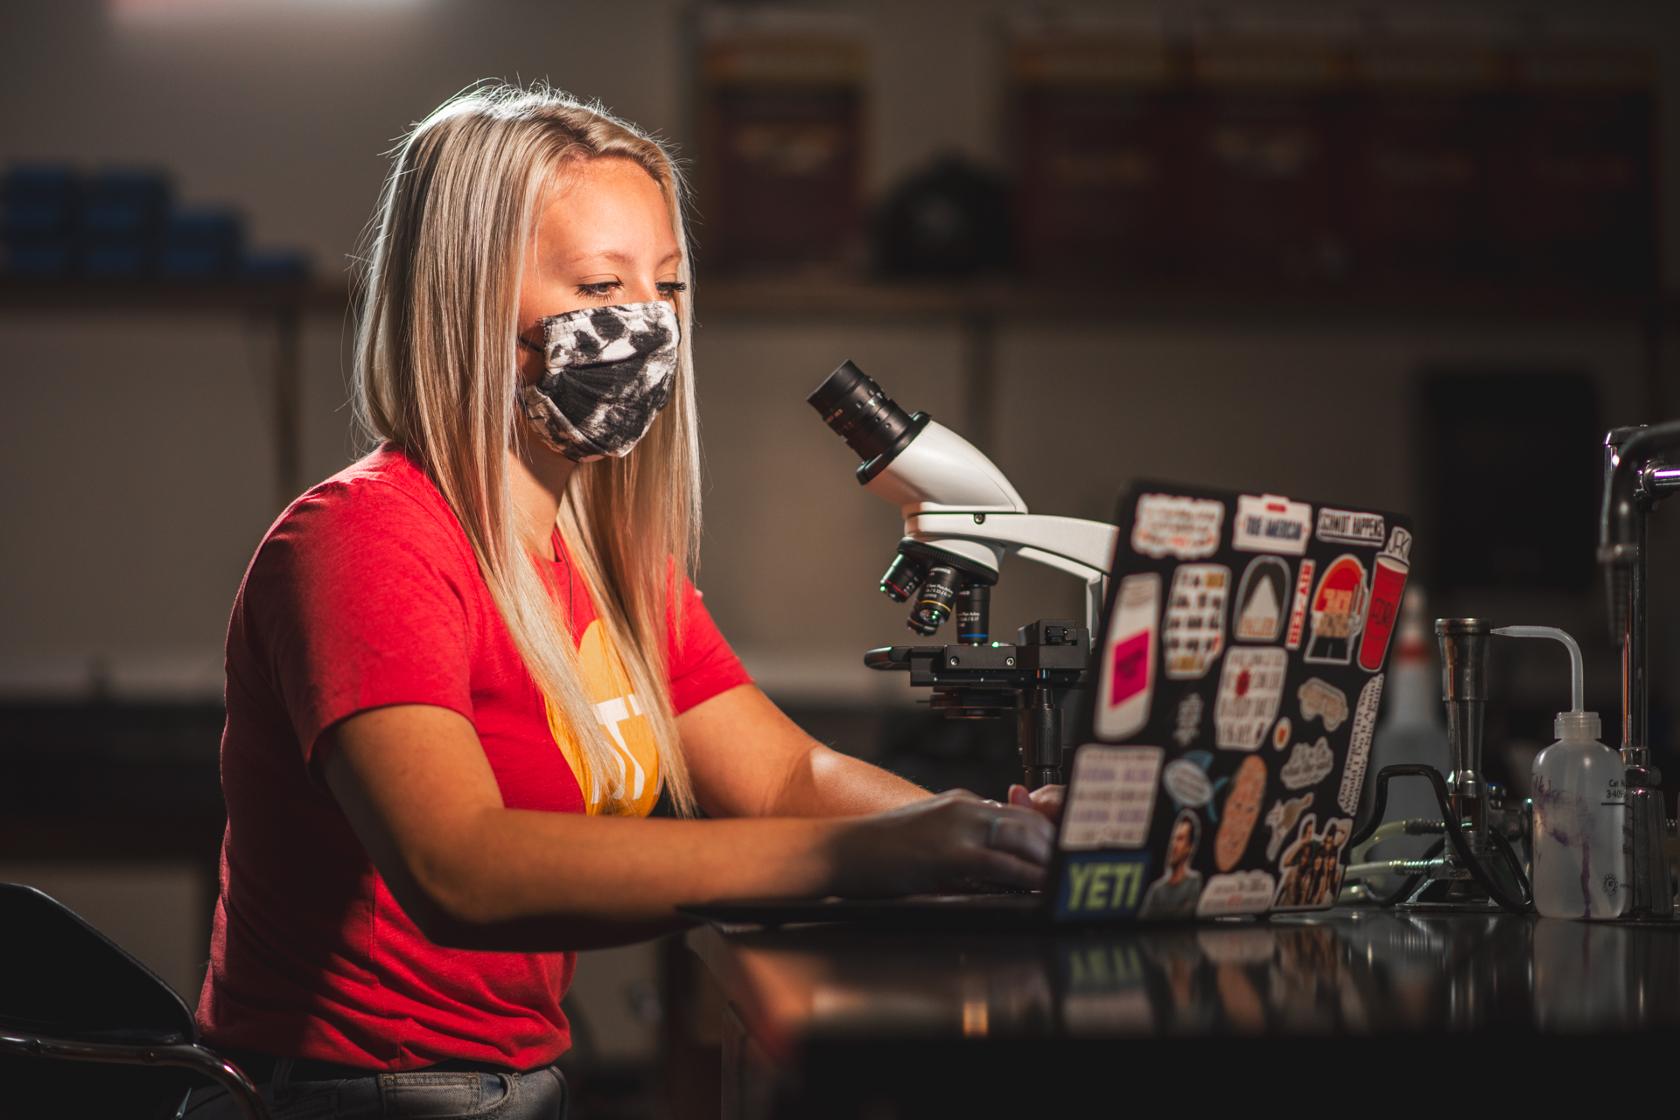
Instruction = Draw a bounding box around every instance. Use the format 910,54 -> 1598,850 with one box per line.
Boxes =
1436,618 -> 1492,854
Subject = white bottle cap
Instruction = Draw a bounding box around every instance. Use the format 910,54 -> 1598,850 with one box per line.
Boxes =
1555,710 -> 1602,741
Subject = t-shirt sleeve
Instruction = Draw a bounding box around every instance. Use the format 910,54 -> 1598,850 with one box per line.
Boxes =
243,480 -> 478,769
665,574 -> 753,715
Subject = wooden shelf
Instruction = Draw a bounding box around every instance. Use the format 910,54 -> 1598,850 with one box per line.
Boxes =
0,276 -> 1670,325
0,277 -> 350,315
694,275 -> 1673,326
2,275 -> 1668,506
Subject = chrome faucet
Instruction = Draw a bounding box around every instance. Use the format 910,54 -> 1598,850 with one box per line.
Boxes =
1599,421 -> 1680,920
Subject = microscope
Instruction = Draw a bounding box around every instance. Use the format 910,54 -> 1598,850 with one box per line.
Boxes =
808,361 -> 1119,789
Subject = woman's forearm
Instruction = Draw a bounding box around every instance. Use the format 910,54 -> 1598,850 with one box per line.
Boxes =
425,810 -> 845,950
768,742 -> 933,817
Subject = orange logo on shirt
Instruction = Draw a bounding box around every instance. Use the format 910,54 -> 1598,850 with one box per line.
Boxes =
541,619 -> 661,816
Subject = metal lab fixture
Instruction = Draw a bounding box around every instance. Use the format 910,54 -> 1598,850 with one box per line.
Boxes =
1439,620 -> 1494,863
1600,421 -> 1680,920
1343,619 -> 1533,912
1397,619 -> 1527,910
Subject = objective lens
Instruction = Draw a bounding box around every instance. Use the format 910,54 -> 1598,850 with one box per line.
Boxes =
807,360 -> 920,467
880,552 -> 927,603
955,583 -> 990,644
908,565 -> 961,636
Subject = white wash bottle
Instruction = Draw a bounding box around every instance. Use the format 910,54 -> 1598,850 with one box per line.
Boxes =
1495,625 -> 1627,920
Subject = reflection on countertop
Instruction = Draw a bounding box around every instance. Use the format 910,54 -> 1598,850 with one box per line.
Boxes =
689,908 -> 1680,1060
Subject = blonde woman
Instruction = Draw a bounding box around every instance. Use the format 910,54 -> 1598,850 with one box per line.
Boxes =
185,83 -> 1059,1118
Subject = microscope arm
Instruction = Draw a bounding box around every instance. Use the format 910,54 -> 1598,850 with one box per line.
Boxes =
904,512 -> 1119,634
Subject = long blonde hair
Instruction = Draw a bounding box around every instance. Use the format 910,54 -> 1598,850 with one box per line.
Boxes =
352,81 -> 701,816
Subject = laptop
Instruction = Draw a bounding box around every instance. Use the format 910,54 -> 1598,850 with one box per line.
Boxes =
684,479 -> 1413,928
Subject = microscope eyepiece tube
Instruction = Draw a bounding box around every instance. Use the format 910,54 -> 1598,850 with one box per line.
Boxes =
808,360 -> 929,483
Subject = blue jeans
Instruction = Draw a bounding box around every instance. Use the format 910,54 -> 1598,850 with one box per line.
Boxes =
180,1056 -> 568,1119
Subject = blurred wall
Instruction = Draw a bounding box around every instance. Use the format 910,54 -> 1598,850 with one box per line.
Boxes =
3,0 -> 1678,712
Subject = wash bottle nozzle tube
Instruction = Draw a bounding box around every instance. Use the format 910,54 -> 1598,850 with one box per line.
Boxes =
1493,625 -> 1593,739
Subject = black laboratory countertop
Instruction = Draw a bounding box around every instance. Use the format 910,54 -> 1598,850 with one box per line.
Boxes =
686,908 -> 1680,1117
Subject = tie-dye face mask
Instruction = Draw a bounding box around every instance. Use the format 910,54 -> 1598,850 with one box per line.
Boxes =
517,300 -> 679,462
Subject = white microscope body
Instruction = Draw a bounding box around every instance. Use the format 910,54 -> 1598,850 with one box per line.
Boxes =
807,359 -> 1117,637
863,417 -> 1118,634
809,361 -> 1120,788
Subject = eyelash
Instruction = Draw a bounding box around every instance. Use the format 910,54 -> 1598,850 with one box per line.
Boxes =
575,281 -> 687,299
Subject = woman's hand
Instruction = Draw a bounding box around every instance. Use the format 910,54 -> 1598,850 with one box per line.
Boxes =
1008,783 -> 1065,827
827,789 -> 1055,897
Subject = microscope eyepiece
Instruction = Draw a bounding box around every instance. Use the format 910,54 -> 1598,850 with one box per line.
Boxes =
808,360 -> 929,483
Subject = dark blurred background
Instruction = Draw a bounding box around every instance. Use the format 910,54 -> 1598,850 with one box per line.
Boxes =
2,0 -> 1678,1114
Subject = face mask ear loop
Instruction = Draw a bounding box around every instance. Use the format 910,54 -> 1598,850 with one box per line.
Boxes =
517,335 -> 545,355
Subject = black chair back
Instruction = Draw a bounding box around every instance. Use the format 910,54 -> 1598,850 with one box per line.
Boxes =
0,882 -> 225,1117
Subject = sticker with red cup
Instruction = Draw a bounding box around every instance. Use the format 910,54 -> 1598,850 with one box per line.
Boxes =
1357,527 -> 1413,672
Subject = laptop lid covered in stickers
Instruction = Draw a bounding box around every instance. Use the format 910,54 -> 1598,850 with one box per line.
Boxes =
1052,482 -> 1413,924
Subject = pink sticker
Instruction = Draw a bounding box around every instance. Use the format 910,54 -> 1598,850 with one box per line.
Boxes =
1109,632 -> 1151,707
1096,573 -> 1160,741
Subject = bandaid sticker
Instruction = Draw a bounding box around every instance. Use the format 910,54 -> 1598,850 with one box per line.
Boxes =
1214,755 -> 1268,871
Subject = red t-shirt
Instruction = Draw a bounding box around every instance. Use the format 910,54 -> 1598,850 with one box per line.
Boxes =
194,443 -> 752,1070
